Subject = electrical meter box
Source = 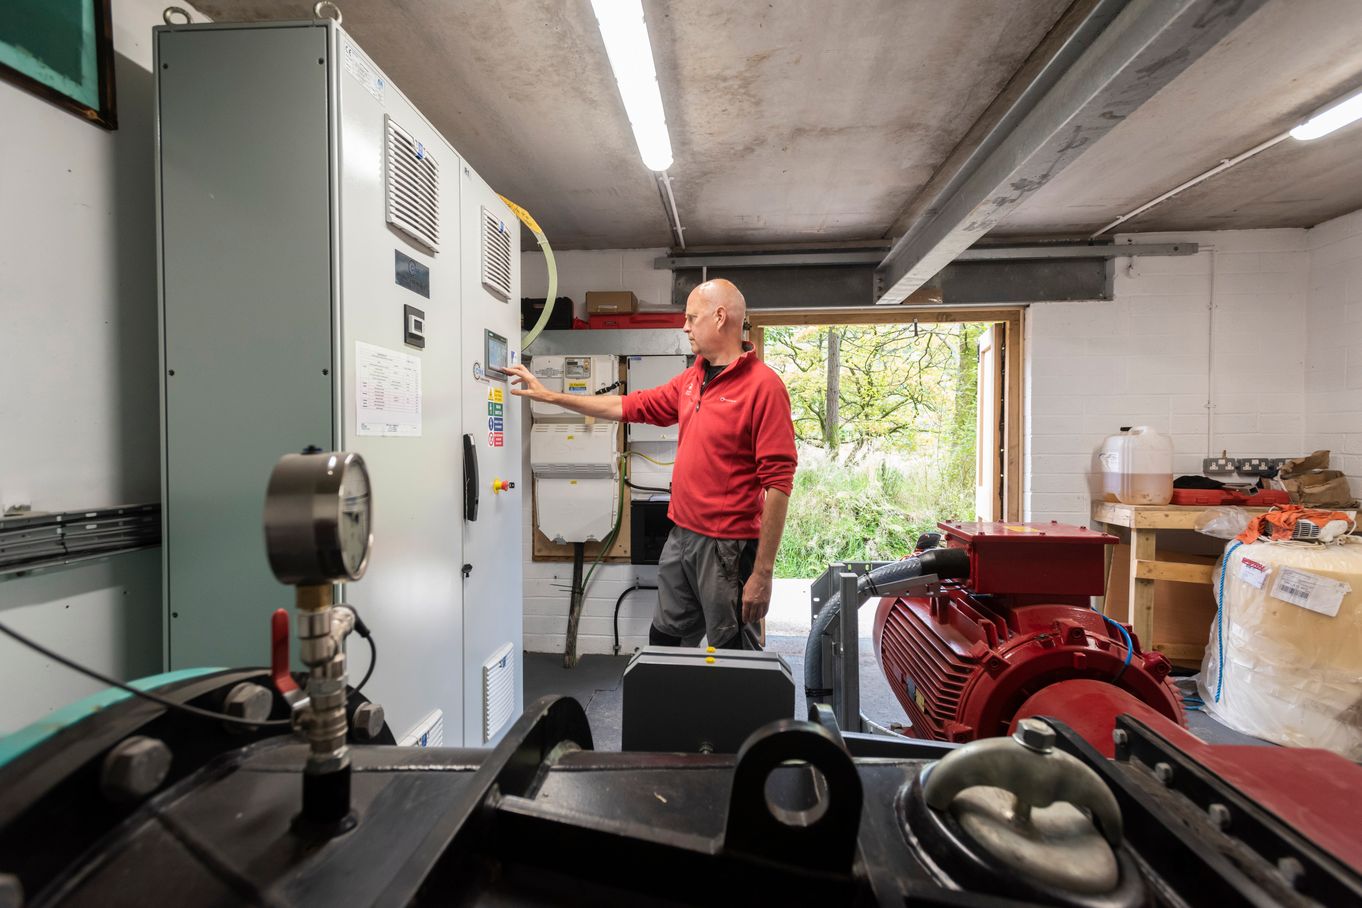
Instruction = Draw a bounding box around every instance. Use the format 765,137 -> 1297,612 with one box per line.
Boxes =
529,355 -> 618,420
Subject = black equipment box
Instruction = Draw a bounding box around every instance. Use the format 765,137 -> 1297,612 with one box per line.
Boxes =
520,296 -> 574,331
630,499 -> 674,565
622,647 -> 794,753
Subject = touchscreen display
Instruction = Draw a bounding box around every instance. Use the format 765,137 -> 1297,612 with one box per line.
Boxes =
485,330 -> 509,380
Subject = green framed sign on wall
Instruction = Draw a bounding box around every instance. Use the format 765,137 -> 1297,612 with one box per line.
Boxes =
0,0 -> 117,129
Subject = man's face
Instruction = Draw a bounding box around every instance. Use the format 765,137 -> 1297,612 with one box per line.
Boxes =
683,291 -> 722,358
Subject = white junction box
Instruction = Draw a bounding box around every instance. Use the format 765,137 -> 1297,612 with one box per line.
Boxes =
527,354 -> 620,543
535,479 -> 620,544
530,423 -> 617,476
625,355 -> 687,442
156,20 -> 522,747
625,355 -> 685,497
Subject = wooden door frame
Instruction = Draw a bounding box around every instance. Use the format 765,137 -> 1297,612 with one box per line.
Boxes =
747,307 -> 1024,522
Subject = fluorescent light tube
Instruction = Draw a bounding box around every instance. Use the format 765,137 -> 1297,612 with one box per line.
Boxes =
1290,88 -> 1362,141
590,0 -> 674,171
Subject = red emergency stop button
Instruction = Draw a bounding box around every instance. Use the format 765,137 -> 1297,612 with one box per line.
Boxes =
492,478 -> 516,494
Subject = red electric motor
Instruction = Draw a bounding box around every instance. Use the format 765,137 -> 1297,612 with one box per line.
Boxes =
873,520 -> 1183,743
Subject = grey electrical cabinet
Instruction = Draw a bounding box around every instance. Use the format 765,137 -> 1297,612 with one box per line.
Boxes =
155,19 -> 524,746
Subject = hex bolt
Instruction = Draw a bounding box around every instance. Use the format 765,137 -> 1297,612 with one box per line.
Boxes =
1208,803 -> 1232,831
352,702 -> 386,742
1277,856 -> 1306,890
223,682 -> 273,727
1153,762 -> 1175,785
1013,718 -> 1055,753
100,736 -> 172,803
0,873 -> 22,908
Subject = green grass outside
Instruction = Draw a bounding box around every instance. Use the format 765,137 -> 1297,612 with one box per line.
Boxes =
775,445 -> 976,579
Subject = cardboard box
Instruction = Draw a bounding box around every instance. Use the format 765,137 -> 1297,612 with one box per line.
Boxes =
586,290 -> 638,315
1105,547 -> 1217,666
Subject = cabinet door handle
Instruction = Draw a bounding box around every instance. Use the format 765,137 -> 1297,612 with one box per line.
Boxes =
463,434 -> 479,521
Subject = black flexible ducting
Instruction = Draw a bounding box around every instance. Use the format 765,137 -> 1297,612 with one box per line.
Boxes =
614,584 -> 658,654
803,547 -> 970,705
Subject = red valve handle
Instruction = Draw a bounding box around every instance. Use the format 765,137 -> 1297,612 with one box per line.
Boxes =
271,608 -> 299,697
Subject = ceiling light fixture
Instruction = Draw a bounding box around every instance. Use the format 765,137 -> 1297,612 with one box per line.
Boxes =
590,0 -> 674,172
1290,87 -> 1362,141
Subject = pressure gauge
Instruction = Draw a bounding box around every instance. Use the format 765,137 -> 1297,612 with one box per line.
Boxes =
264,451 -> 373,585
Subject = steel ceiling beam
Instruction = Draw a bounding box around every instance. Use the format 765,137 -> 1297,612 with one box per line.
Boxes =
656,242 -> 1197,270
875,0 -> 1268,304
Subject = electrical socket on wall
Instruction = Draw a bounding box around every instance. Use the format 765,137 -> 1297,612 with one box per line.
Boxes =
1202,456 -> 1287,476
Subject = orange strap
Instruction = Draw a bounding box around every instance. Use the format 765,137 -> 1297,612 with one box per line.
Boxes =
1235,505 -> 1354,543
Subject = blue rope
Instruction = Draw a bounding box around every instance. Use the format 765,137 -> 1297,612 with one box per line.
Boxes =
1095,611 -> 1134,682
1214,540 -> 1244,703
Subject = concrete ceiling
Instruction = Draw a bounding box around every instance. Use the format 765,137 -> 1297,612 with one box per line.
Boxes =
995,0 -> 1362,236
190,0 -> 1362,250
190,0 -> 1071,249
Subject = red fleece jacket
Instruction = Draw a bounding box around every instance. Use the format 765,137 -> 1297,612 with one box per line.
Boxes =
622,349 -> 797,539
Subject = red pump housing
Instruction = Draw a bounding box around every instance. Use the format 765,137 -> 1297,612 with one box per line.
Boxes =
873,520 -> 1183,742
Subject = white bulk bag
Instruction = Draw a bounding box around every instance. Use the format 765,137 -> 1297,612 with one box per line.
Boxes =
1200,538 -> 1362,757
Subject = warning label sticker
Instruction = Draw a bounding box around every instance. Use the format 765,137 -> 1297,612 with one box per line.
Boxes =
1238,557 -> 1270,589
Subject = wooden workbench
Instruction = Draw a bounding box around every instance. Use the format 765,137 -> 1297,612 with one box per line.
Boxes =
1089,501 -> 1272,663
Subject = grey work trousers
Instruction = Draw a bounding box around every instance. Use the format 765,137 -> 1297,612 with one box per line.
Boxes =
652,525 -> 761,650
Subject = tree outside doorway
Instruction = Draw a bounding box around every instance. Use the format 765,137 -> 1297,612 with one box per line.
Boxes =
764,322 -> 989,579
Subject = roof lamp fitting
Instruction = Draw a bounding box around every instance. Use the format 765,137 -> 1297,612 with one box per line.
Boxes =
1290,88 -> 1362,141
591,0 -> 674,172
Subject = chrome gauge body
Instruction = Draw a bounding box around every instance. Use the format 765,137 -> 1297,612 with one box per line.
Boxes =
264,451 -> 373,584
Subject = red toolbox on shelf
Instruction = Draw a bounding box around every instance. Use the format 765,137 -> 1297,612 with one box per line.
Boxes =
1169,488 -> 1290,506
588,312 -> 685,329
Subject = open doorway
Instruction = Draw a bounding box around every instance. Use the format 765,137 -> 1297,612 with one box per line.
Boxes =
749,307 -> 1023,625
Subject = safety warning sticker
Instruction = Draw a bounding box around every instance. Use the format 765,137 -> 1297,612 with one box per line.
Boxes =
1238,557 -> 1270,589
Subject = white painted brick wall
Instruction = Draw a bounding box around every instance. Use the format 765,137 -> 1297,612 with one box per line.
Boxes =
520,249 -> 672,655
1304,208 -> 1362,491
521,247 -> 674,318
1025,229 -> 1311,527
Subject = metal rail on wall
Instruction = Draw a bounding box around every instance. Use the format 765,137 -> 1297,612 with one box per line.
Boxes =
0,504 -> 160,578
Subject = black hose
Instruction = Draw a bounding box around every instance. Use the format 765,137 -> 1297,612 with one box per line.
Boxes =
353,635 -> 376,695
564,543 -> 586,668
802,547 -> 970,706
625,479 -> 671,494
613,584 -> 659,655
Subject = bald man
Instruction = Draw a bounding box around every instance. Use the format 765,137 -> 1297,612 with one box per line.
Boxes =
505,279 -> 796,650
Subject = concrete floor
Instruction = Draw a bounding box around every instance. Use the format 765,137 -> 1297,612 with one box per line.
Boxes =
523,577 -> 1268,750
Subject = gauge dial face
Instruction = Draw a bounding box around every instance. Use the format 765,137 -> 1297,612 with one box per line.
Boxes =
337,461 -> 372,579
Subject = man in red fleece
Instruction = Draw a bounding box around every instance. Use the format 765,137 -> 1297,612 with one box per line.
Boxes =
504,279 -> 796,650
